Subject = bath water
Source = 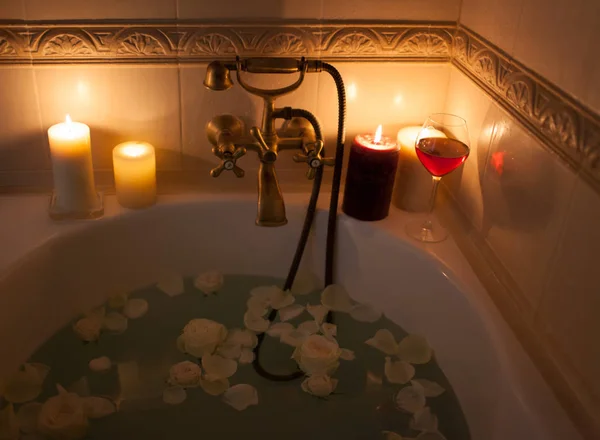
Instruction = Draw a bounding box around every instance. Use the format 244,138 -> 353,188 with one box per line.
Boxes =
26,275 -> 471,440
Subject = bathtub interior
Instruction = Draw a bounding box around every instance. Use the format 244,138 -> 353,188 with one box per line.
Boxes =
0,196 -> 582,440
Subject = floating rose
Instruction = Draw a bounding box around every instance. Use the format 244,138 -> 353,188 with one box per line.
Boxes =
301,374 -> 338,397
292,334 -> 341,376
177,319 -> 227,358
168,361 -> 202,388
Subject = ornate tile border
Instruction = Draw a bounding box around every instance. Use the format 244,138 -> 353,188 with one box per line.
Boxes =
453,25 -> 600,191
0,22 -> 454,63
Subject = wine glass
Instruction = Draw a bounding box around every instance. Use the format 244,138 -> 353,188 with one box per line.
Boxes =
405,113 -> 470,243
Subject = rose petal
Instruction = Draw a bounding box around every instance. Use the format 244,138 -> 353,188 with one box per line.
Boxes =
280,329 -> 310,347
176,335 -> 187,353
365,329 -> 399,355
200,377 -> 230,396
243,311 -> 270,333
194,270 -> 224,295
382,432 -> 405,440
202,354 -> 238,381
321,323 -> 337,340
3,364 -> 45,403
222,384 -> 258,411
108,293 -> 128,309
340,349 -> 355,361
321,284 -> 353,313
89,356 -> 112,373
250,285 -> 280,301
123,299 -> 149,319
82,396 -> 117,419
168,361 -> 202,388
238,349 -> 255,364
266,322 -> 294,338
17,402 -> 41,434
270,292 -> 295,310
156,275 -> 185,297
278,304 -> 305,322
298,320 -> 319,335
291,270 -> 320,296
349,303 -> 382,323
385,357 -> 415,384
395,381 -> 426,414
73,316 -> 102,342
0,404 -> 19,440
306,304 -> 329,325
413,379 -> 445,397
246,296 -> 269,317
225,329 -> 258,349
103,312 -> 128,334
397,335 -> 433,364
162,386 -> 187,405
301,374 -> 338,397
410,407 -> 439,432
217,343 -> 243,360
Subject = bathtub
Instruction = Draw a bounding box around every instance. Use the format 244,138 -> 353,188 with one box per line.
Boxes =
0,193 -> 581,440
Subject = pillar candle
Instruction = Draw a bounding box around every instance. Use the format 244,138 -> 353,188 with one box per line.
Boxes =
342,125 -> 399,221
112,141 -> 157,209
47,115 -> 99,215
392,126 -> 447,212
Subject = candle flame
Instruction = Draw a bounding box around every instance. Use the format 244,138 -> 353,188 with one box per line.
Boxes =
374,125 -> 382,144
65,114 -> 72,125
122,144 -> 147,158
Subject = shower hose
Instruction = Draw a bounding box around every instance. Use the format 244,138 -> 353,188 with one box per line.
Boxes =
252,62 -> 346,381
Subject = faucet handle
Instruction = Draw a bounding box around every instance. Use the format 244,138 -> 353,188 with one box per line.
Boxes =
293,140 -> 334,179
210,146 -> 246,178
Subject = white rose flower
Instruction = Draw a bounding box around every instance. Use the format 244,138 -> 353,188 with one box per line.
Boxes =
301,374 -> 338,397
38,387 -> 89,440
178,319 -> 228,358
292,334 -> 342,376
168,361 -> 202,388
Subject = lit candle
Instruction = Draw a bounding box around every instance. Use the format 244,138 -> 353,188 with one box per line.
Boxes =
47,115 -> 100,216
112,141 -> 157,209
342,125 -> 399,221
393,126 -> 447,212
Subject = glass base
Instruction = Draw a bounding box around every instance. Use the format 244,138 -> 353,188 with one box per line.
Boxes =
49,192 -> 104,220
406,217 -> 448,243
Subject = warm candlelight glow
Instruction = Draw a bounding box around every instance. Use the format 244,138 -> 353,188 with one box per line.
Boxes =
374,125 -> 383,144
113,141 -> 157,209
65,114 -> 72,125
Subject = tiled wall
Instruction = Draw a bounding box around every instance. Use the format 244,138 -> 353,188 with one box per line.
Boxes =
442,66 -> 600,435
460,0 -> 600,114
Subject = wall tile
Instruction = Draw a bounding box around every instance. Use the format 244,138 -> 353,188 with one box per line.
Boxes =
0,0 -> 26,19
480,113 -> 576,309
513,0 -> 599,104
442,67 -> 495,230
179,65 -> 320,173
34,65 -> 181,170
24,0 -> 176,20
0,67 -> 48,171
460,0 -> 524,52
177,0 -> 323,19
317,63 -> 451,149
322,0 -> 460,21
537,176 -> 600,408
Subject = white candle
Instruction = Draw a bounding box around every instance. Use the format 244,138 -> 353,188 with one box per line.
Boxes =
47,115 -> 99,213
392,126 -> 447,212
112,141 -> 156,209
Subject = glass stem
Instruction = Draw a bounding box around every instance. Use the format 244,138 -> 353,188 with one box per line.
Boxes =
428,176 -> 442,215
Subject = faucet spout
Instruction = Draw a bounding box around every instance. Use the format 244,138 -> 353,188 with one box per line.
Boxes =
256,161 -> 287,226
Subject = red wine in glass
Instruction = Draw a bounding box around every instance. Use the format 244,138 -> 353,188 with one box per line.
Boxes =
416,137 -> 470,177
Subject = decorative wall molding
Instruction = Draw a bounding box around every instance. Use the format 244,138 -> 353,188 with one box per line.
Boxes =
0,22 -> 454,63
453,26 -> 600,192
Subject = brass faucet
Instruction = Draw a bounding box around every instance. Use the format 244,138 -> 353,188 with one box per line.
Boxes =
204,58 -> 333,227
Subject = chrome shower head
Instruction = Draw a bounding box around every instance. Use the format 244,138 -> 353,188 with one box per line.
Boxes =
204,61 -> 234,91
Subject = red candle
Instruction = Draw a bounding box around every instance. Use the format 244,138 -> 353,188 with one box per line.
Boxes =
342,125 -> 399,221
